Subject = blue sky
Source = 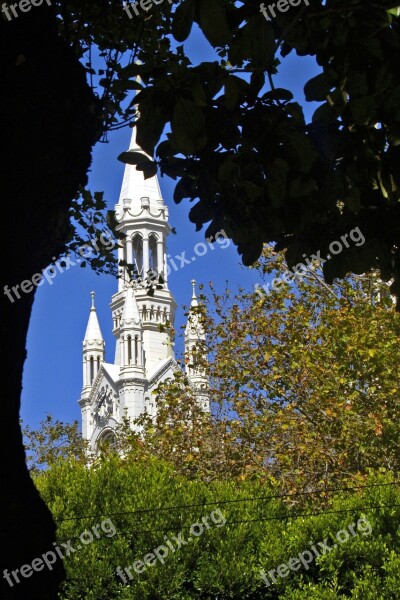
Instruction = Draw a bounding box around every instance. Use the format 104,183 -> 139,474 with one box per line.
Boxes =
21,25 -> 319,429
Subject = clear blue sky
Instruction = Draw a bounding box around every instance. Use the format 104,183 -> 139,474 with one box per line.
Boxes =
21,26 -> 319,429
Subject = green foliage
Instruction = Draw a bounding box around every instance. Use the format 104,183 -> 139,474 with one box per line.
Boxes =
15,0 -> 399,300
34,459 -> 400,599
23,415 -> 89,474
66,188 -> 120,276
135,251 -> 400,492
25,253 -> 400,492
66,0 -> 400,303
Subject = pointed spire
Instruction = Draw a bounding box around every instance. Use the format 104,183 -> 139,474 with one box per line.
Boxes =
184,280 -> 208,397
185,280 -> 204,340
122,286 -> 141,327
84,291 -> 104,341
118,126 -> 164,209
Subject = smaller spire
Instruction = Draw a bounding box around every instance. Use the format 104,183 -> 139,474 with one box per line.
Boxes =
122,286 -> 141,326
84,291 -> 104,342
185,280 -> 204,339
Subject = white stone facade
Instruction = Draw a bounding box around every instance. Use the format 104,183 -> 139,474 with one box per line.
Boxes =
78,128 -> 208,450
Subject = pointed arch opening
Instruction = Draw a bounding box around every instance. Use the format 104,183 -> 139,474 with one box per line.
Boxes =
149,233 -> 158,274
90,356 -> 94,384
134,335 -> 139,365
127,335 -> 132,364
132,234 -> 143,278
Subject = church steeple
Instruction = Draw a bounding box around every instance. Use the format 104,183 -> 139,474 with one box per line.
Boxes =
185,279 -> 205,341
118,126 -> 164,215
82,292 -> 105,391
184,280 -> 209,408
115,125 -> 170,292
110,126 -> 177,373
84,292 -> 103,341
78,125 -> 209,451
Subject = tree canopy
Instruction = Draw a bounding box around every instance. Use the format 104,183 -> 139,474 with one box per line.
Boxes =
23,251 -> 400,596
4,2 -> 400,597
34,457 -> 400,599
126,249 -> 399,492
25,251 -> 400,492
36,0 -> 400,304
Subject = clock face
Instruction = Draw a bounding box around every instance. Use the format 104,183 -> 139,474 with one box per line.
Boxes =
93,386 -> 113,426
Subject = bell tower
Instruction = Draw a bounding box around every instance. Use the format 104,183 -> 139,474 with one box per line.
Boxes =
111,127 -> 177,374
80,292 -> 105,440
78,126 -> 209,451
185,280 -> 209,411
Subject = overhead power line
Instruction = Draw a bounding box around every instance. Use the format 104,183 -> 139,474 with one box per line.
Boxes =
55,480 -> 399,524
56,502 -> 400,543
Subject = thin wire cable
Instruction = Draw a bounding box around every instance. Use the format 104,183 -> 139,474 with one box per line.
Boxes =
55,480 -> 400,523
56,502 -> 400,543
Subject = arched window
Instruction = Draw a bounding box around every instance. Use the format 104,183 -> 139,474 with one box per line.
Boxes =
132,234 -> 143,277
97,430 -> 117,452
97,356 -> 100,372
194,348 -> 199,367
127,335 -> 132,364
90,356 -> 94,384
149,234 -> 158,273
144,396 -> 154,416
134,335 -> 138,365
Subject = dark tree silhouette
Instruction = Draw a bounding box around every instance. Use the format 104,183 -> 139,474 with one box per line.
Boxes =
1,2 -> 400,596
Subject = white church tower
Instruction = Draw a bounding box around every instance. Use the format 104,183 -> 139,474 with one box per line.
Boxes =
78,128 -> 209,449
185,279 -> 209,411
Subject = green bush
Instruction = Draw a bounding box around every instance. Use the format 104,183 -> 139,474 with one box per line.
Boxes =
33,460 -> 400,599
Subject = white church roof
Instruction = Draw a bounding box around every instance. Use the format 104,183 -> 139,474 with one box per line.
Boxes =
102,363 -> 120,382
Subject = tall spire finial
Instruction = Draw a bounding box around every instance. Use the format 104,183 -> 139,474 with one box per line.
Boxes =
191,279 -> 197,300
91,291 -> 95,309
